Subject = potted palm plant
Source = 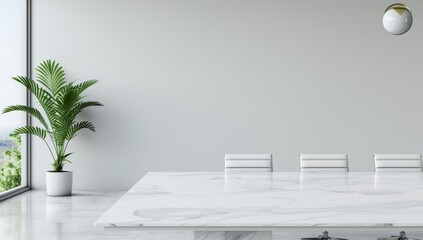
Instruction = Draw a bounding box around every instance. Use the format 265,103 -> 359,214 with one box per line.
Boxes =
2,59 -> 103,196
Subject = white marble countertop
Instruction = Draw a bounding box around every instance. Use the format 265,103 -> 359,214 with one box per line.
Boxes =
95,172 -> 423,229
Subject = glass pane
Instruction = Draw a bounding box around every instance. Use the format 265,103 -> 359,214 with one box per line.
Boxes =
0,0 -> 27,193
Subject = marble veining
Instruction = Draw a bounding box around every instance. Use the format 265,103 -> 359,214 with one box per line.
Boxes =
2,189 -> 422,240
95,172 -> 423,229
0,190 -> 193,240
194,231 -> 272,240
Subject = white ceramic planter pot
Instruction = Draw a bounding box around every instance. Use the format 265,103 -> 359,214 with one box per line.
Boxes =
46,171 -> 73,196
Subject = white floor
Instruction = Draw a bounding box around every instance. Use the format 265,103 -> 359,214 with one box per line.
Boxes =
0,190 -> 421,240
0,190 -> 193,240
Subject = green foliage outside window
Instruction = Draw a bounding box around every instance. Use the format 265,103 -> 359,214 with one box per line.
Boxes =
0,134 -> 21,192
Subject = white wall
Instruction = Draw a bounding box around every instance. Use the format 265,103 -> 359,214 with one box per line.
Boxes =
32,0 -> 423,191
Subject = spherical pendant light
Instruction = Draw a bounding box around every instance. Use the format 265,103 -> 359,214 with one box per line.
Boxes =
383,3 -> 413,35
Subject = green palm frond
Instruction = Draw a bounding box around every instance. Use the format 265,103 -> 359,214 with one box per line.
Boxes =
66,121 -> 95,140
12,126 -> 47,140
2,105 -> 49,130
54,85 -> 83,146
70,101 -> 103,119
12,76 -> 57,127
12,76 -> 54,106
35,59 -> 67,96
73,80 -> 98,96
3,59 -> 103,172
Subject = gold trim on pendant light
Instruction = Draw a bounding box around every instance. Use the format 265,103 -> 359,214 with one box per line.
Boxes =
383,3 -> 413,35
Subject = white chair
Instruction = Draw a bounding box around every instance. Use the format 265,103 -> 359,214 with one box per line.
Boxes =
300,154 -> 349,172
374,154 -> 422,172
225,154 -> 272,172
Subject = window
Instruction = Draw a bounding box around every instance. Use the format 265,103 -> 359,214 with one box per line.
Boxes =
0,0 -> 30,201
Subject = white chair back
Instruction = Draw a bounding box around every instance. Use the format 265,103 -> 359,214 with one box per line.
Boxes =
225,154 -> 273,172
374,154 -> 422,172
300,154 -> 349,172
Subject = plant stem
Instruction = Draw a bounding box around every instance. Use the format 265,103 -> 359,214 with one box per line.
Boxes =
42,138 -> 55,160
64,140 -> 70,154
